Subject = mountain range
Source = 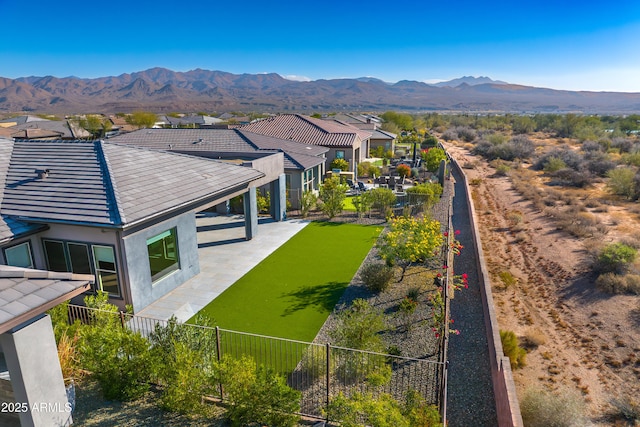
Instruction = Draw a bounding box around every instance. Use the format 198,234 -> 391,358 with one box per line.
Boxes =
1,68 -> 639,114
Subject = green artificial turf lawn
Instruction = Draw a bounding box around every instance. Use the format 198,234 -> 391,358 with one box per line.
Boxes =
192,222 -> 381,342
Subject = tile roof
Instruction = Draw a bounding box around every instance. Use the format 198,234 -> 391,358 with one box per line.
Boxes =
1,140 -> 264,228
237,114 -> 372,147
0,115 -> 49,126
108,128 -> 326,171
0,265 -> 92,334
10,120 -> 77,139
0,139 -> 45,243
371,129 -> 397,139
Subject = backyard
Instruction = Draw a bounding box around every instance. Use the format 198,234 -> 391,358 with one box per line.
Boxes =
191,221 -> 382,342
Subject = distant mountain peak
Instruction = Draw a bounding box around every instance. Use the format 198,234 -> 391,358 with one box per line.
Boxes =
432,76 -> 509,87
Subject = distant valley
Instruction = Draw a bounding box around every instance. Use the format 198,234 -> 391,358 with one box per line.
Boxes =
1,68 -> 639,114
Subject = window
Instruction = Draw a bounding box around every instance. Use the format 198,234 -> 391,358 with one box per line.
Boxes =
4,242 -> 34,269
147,228 -> 180,283
92,246 -> 120,297
68,242 -> 92,274
43,239 -> 121,297
304,168 -> 315,192
43,240 -> 68,272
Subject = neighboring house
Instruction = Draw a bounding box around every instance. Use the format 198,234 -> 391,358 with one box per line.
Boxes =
156,115 -> 225,128
107,115 -> 139,136
0,138 -> 273,313
0,265 -> 92,427
0,115 -> 50,127
238,114 -> 372,174
368,128 -> 397,153
328,113 -> 382,127
217,113 -> 251,124
0,117 -> 91,140
107,128 -> 327,208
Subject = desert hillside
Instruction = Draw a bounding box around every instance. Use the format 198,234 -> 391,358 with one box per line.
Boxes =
443,134 -> 640,426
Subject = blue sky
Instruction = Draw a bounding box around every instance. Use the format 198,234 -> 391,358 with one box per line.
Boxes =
2,0 -> 640,92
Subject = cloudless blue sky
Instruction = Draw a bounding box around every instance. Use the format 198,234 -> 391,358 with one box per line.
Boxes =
2,0 -> 640,92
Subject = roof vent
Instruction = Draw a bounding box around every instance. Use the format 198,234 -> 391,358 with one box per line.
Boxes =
36,169 -> 50,179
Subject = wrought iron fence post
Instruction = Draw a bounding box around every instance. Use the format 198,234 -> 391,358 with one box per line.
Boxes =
326,342 -> 331,421
215,326 -> 224,400
441,360 -> 449,424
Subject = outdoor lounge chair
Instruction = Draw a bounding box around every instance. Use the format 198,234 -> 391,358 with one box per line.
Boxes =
357,181 -> 368,192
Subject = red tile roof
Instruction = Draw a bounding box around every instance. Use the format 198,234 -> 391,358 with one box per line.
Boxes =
238,114 -> 371,147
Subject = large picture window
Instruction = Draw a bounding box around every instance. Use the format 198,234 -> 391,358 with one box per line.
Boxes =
4,241 -> 34,269
147,228 -> 180,283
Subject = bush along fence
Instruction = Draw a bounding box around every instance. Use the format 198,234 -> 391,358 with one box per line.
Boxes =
60,302 -> 446,422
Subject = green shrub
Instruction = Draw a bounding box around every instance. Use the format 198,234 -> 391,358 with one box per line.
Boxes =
80,321 -> 155,400
215,355 -> 301,427
326,390 -> 442,427
257,191 -> 270,213
495,162 -> 511,176
500,330 -> 526,369
359,263 -> 395,293
498,271 -> 517,288
300,190 -> 316,218
595,242 -> 637,274
421,147 -> 447,172
300,344 -> 328,380
358,161 -> 382,177
319,176 -> 348,219
543,156 -> 567,173
330,158 -> 350,171
596,273 -> 640,295
406,182 -> 443,208
78,292 -> 156,401
368,187 -> 396,214
520,387 -> 587,427
149,315 -> 216,413
607,167 -> 636,199
330,299 -> 390,384
159,342 -> 211,414
326,392 -> 410,427
352,192 -> 374,218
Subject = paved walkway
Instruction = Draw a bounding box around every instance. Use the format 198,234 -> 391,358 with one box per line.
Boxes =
136,213 -> 310,322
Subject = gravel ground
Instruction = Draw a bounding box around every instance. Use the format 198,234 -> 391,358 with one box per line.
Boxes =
446,167 -> 498,426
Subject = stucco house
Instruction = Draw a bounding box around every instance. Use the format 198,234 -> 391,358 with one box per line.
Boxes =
238,114 -> 372,175
107,128 -> 328,209
0,138 -> 279,313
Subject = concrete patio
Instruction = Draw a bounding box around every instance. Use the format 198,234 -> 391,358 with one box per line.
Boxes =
136,213 -> 309,322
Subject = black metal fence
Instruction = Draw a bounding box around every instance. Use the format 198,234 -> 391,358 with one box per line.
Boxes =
64,304 -> 445,420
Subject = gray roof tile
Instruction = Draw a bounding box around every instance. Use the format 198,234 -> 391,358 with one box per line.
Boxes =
108,128 -> 327,171
238,114 -> 372,147
1,140 -> 264,227
0,266 -> 93,334
0,139 -> 44,242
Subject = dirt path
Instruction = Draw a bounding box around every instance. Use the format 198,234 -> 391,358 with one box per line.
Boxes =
444,142 -> 640,424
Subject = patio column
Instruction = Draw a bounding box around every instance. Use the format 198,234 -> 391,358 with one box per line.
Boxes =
269,174 -> 286,221
243,187 -> 258,240
0,314 -> 72,427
